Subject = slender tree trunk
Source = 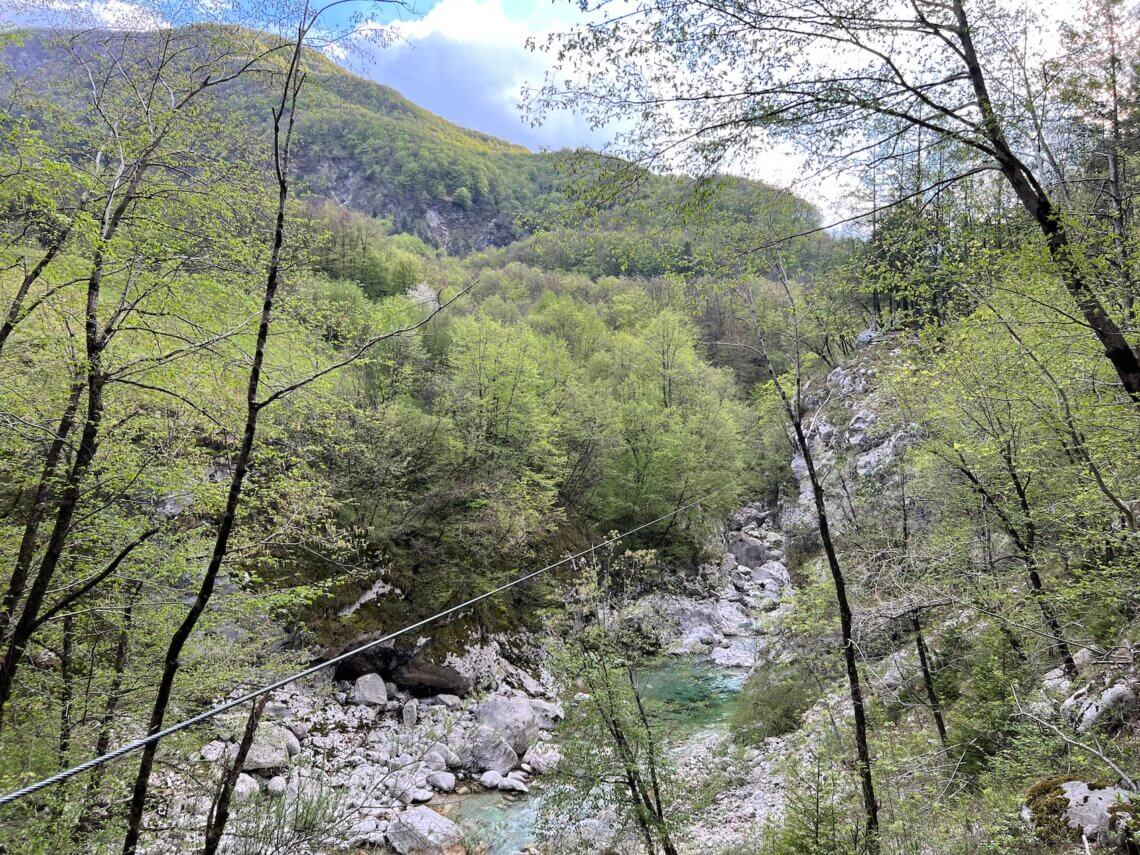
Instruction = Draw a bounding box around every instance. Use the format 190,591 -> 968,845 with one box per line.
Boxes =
0,225 -> 72,358
76,585 -> 138,835
911,615 -> 947,746
58,613 -> 74,766
0,380 -> 84,642
954,0 -> 1140,402
801,425 -> 879,850
203,695 -> 268,855
1026,562 -> 1079,678
0,154 -> 149,725
744,291 -> 879,849
121,27 -> 308,853
0,373 -> 104,726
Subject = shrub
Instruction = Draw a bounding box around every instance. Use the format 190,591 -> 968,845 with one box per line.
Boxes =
730,660 -> 819,745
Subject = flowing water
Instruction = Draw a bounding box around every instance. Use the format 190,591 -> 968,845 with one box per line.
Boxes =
444,656 -> 748,854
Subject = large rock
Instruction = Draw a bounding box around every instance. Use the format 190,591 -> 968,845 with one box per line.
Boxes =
349,673 -> 388,706
726,532 -> 771,568
427,771 -> 456,792
233,773 -> 259,802
1025,777 -> 1135,845
386,806 -> 464,854
244,724 -> 293,771
477,695 -> 538,755
528,699 -> 564,731
523,742 -> 561,775
1077,683 -> 1136,733
464,724 -> 518,774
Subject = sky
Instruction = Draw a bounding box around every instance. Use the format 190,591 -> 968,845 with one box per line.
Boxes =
333,0 -> 604,151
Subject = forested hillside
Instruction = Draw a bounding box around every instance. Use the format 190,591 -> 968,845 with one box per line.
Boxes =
0,4 -> 1138,855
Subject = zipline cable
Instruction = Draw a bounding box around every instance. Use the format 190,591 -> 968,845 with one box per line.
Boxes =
0,480 -> 744,808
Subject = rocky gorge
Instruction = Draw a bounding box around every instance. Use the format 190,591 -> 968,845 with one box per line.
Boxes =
141,492 -> 802,854
144,334 -> 1139,854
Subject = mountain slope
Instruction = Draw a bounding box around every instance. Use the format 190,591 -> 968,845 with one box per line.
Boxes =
1,27 -> 823,257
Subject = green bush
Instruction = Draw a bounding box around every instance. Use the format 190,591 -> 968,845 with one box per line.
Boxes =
730,660 -> 820,745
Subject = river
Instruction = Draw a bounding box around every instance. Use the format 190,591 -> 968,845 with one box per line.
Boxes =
439,656 -> 749,854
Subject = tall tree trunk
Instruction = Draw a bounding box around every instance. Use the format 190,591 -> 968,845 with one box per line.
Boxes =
743,294 -> 879,849
911,616 -> 947,746
953,0 -> 1140,402
121,26 -> 308,853
799,419 -> 879,850
0,380 -> 84,643
0,372 -> 104,726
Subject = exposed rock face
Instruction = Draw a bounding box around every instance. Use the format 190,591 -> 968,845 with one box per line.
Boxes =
476,695 -> 539,755
726,532 -> 771,568
386,806 -> 464,854
325,640 -> 471,696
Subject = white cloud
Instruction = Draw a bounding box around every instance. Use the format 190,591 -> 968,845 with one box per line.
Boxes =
9,0 -> 168,29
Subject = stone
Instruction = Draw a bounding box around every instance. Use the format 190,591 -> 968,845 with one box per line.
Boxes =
233,773 -> 259,802
403,699 -> 419,729
199,740 -> 227,762
283,728 -> 301,757
266,775 -> 287,796
1042,668 -> 1072,697
479,770 -> 503,789
497,775 -> 528,794
1077,683 -> 1136,733
729,505 -> 768,531
1060,781 -> 1133,841
427,771 -> 456,792
726,532 -> 770,568
436,693 -> 462,709
350,673 -> 388,706
347,817 -> 381,847
522,742 -> 561,775
528,699 -> 564,731
244,724 -> 293,771
386,806 -> 464,854
466,725 -> 518,774
477,695 -> 538,755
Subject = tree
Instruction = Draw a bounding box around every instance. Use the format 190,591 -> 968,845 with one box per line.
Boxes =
533,0 -> 1140,403
729,267 -> 881,850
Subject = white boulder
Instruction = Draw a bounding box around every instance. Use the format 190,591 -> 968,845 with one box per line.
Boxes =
386,806 -> 464,854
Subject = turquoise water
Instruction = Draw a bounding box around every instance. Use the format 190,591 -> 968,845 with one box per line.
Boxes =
447,656 -> 746,854
440,791 -> 544,854
635,658 -> 746,730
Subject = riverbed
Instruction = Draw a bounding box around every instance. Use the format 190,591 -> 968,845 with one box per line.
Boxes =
442,655 -> 750,854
